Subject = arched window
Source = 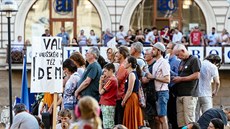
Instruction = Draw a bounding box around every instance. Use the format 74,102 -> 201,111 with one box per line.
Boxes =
25,0 -> 102,43
130,0 -> 206,33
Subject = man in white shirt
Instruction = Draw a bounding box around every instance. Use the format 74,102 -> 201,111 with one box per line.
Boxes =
207,27 -> 219,46
116,25 -> 127,45
172,28 -> 183,43
196,54 -> 221,120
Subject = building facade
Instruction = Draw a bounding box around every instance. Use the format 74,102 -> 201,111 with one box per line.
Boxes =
0,0 -> 230,108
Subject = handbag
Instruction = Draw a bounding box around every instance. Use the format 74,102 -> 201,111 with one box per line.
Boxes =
138,81 -> 146,108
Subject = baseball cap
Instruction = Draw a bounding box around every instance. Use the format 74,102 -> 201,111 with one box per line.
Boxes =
151,42 -> 166,52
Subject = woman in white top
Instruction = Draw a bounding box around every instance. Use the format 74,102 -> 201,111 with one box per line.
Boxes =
88,30 -> 100,46
219,29 -> 229,45
77,30 -> 87,46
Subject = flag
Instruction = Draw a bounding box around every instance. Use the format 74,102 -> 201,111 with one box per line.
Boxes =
21,55 -> 29,110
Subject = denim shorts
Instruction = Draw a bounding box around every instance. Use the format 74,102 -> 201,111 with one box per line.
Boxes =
156,90 -> 169,116
64,103 -> 75,110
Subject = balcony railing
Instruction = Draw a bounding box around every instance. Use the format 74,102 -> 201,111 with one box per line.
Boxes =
6,44 -> 29,64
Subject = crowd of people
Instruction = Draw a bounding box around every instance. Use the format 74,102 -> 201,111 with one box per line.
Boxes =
54,25 -> 230,47
6,25 -> 230,129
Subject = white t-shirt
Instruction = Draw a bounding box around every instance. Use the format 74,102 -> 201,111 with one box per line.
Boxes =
172,32 -> 183,43
208,33 -> 218,45
89,35 -> 99,45
198,60 -> 219,97
116,31 -> 127,45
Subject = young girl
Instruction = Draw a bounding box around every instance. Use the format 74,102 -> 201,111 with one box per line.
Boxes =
73,96 -> 102,129
99,63 -> 118,128
122,56 -> 144,129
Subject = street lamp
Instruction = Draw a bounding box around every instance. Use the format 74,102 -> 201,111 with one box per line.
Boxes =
0,0 -> 18,125
228,0 -> 230,19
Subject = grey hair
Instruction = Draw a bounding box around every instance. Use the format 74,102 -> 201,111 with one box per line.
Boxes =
131,42 -> 143,53
90,47 -> 100,59
173,44 -> 187,52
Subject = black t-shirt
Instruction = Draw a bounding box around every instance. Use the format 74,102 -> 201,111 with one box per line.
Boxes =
175,55 -> 201,96
197,108 -> 228,129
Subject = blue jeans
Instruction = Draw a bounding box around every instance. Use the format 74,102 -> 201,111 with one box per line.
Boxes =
156,90 -> 169,116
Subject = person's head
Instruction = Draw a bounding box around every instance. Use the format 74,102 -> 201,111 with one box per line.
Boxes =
60,27 -> 65,32
173,44 -> 189,60
144,48 -> 154,63
106,28 -> 111,33
25,39 -> 31,45
86,47 -> 100,62
45,29 -> 49,35
80,29 -> 84,35
13,103 -> 26,114
90,30 -> 95,35
182,122 -> 200,129
205,54 -> 221,68
113,124 -> 127,129
151,42 -> 166,58
212,27 -> 216,34
72,37 -> 77,43
164,26 -> 169,31
103,63 -> 115,77
194,26 -> 199,31
107,48 -> 117,62
75,96 -> 102,128
174,27 -> 179,34
119,25 -> 124,31
17,36 -> 22,42
117,46 -> 130,63
182,36 -> 188,43
63,58 -> 77,75
124,56 -> 141,79
222,28 -> 228,34
166,42 -> 176,55
208,118 -> 224,129
98,55 -> 107,69
58,109 -> 72,129
70,52 -> 86,67
130,42 -> 143,56
0,122 -> 6,129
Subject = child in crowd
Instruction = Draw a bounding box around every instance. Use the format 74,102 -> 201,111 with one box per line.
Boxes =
73,96 -> 102,129
56,109 -> 75,129
99,63 -> 118,128
0,122 -> 6,129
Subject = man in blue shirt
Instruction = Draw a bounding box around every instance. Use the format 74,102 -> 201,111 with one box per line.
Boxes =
166,42 -> 180,129
57,27 -> 70,46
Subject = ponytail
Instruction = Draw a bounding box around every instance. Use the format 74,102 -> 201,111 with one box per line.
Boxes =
93,116 -> 102,129
136,64 -> 142,79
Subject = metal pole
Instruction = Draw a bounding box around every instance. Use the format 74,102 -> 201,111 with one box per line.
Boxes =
6,12 -> 13,125
115,0 -> 117,35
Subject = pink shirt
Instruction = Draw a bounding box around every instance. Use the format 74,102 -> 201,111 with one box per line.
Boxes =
152,57 -> 170,91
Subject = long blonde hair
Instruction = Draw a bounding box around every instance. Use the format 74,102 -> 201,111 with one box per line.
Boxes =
78,96 -> 102,129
